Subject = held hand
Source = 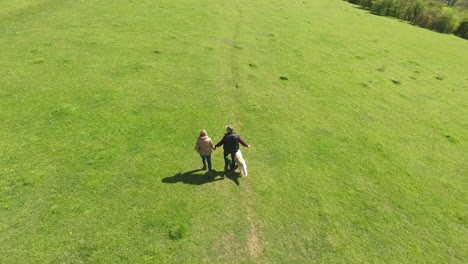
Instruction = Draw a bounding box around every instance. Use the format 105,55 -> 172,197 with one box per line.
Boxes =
247,145 -> 251,148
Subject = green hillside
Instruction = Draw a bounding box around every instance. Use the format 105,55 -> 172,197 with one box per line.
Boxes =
1,0 -> 466,263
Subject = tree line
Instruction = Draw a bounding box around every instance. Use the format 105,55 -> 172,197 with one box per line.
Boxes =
343,0 -> 468,39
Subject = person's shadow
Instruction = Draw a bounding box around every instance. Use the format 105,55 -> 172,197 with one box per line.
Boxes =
162,169 -> 242,186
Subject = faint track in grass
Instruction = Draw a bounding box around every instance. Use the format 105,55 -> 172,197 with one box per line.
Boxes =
0,0 -> 68,23
223,1 -> 264,262
244,182 -> 264,262
229,4 -> 242,90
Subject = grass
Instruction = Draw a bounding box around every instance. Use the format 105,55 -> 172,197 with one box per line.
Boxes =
0,0 -> 467,263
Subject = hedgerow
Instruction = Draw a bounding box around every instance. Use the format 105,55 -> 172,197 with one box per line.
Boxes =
343,0 -> 468,39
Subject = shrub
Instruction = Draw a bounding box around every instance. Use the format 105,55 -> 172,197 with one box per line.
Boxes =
359,0 -> 373,9
437,7 -> 460,32
413,2 -> 459,33
388,0 -> 404,17
408,0 -> 428,22
369,0 -> 407,17
414,2 -> 443,30
371,0 -> 392,16
343,0 -> 466,38
455,19 -> 468,38
455,0 -> 468,9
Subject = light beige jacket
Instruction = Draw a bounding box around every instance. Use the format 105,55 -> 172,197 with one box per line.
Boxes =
195,136 -> 215,156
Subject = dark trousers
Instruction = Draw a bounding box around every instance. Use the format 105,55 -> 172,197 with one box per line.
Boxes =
224,151 -> 236,169
200,155 -> 212,170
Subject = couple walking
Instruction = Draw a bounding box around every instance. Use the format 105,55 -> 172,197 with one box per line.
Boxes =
194,125 -> 250,172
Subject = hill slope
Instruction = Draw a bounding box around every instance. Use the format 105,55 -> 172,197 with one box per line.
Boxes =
0,0 -> 466,263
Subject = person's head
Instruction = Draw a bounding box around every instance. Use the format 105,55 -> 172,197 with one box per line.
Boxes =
226,125 -> 234,133
199,129 -> 208,137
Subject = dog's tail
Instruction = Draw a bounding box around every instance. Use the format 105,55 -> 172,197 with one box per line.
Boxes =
240,164 -> 248,177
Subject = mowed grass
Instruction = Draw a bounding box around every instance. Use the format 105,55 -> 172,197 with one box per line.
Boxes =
0,0 -> 467,263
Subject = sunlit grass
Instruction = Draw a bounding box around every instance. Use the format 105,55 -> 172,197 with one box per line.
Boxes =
0,0 -> 466,263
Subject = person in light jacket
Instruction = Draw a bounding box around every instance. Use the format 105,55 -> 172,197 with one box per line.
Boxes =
194,130 -> 216,171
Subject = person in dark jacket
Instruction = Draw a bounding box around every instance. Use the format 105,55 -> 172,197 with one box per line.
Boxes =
215,125 -> 250,171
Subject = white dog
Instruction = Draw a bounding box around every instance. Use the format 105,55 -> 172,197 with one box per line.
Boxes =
235,150 -> 248,177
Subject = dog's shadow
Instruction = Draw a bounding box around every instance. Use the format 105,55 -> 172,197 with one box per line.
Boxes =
162,169 -> 242,186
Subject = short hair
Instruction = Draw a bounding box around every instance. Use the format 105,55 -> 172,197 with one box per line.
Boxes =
226,125 -> 234,132
200,130 -> 207,137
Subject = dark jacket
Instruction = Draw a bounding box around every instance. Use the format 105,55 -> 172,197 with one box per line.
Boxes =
215,132 -> 249,153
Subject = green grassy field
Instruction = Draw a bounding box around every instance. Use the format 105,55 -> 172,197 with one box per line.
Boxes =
1,0 -> 467,263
